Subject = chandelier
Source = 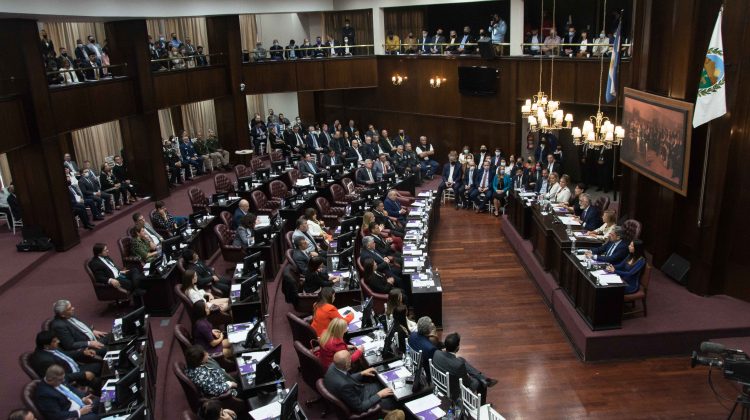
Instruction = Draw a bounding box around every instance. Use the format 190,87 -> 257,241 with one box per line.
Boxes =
521,0 -> 573,133
572,0 -> 624,149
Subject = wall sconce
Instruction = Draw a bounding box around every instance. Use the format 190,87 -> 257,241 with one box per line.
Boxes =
392,74 -> 407,85
429,77 -> 446,88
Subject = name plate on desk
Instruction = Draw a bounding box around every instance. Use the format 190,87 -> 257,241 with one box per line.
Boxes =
404,257 -> 424,268
411,273 -> 435,288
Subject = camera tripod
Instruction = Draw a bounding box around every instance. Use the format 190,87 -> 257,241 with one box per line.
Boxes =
728,386 -> 750,420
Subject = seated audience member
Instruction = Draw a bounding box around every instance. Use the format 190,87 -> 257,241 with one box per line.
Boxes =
470,161 -> 495,213
415,136 -> 439,179
386,289 -> 416,331
553,174 -> 572,203
78,167 -> 113,214
292,236 -> 312,275
88,243 -> 145,297
81,52 -> 103,80
197,400 -> 236,420
356,159 -> 377,185
67,174 -> 104,221
129,225 -> 159,264
182,249 -> 231,296
181,270 -> 230,313
437,152 -> 463,205
179,135 -> 205,177
384,31 -> 401,54
544,172 -> 561,200
384,190 -> 408,224
303,256 -> 340,293
369,205 -> 404,238
192,301 -> 233,359
311,287 -> 354,337
304,207 -> 330,241
584,226 -> 629,263
542,28 -> 561,55
587,209 -> 617,241
323,350 -> 395,413
565,183 -> 586,216
534,168 -> 549,193
492,163 -> 512,216
232,199 -> 250,230
607,239 -> 647,294
51,299 -> 110,355
99,163 -> 125,208
35,365 -> 99,420
232,213 -> 257,249
132,212 -> 162,247
433,333 -> 497,403
457,161 -> 478,209
285,39 -> 299,60
151,200 -> 187,234
269,39 -> 284,59
575,193 -> 603,231
67,183 -> 96,230
206,129 -> 231,170
298,153 -> 322,176
1,183 -> 22,222
184,345 -> 238,398
192,133 -> 213,172
373,154 -> 393,181
369,222 -> 403,254
112,155 -> 137,202
292,217 -> 326,258
391,305 -> 413,352
30,330 -> 101,386
362,257 -> 395,294
318,318 -> 364,369
7,409 -> 35,420
360,236 -> 401,278
63,153 -> 79,176
163,137 -> 183,186
408,316 -> 443,372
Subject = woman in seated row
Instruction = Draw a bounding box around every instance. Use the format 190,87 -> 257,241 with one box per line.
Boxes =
311,287 -> 354,337
192,300 -> 233,359
303,256 -> 342,293
181,269 -> 231,313
586,209 -> 617,241
318,317 -> 363,369
129,225 -> 159,264
606,239 -> 646,294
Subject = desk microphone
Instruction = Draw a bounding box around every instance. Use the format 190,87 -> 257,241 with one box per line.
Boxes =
700,341 -> 746,355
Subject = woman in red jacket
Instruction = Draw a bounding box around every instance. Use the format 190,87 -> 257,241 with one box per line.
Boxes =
310,287 -> 354,337
318,318 -> 363,369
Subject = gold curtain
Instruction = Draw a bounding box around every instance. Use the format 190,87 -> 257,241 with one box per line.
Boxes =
40,21 -> 107,56
0,154 -> 11,187
71,121 -> 124,171
238,14 -> 258,52
246,95 -> 266,121
384,8 -> 425,40
146,17 -> 209,53
181,100 -> 217,137
324,9 -> 373,47
158,108 -> 175,140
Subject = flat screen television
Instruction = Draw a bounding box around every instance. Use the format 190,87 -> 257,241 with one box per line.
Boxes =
458,66 -> 499,96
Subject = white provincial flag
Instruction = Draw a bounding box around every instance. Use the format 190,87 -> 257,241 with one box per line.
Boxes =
693,7 -> 727,127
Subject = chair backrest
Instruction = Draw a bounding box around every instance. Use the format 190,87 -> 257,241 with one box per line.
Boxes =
214,173 -> 234,194
484,405 -> 504,420
641,263 -> 652,291
342,177 -> 356,193
174,324 -> 193,354
234,164 -> 250,180
174,284 -> 197,323
173,361 -> 204,412
188,187 -> 208,210
287,312 -> 318,346
429,358 -> 450,399
360,274 -> 387,314
623,219 -> 642,241
219,210 -> 232,227
270,150 -> 284,162
285,231 -> 294,249
460,377 -> 481,419
176,257 -> 187,274
293,340 -> 325,388
315,197 -> 331,214
250,190 -> 268,210
269,180 -> 289,200
19,352 -> 39,380
315,378 -> 354,419
250,157 -> 264,172
22,380 -> 43,420
593,195 -> 610,212
330,183 -> 346,201
117,236 -> 143,270
213,224 -> 233,247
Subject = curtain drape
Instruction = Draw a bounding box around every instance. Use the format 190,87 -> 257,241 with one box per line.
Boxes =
384,8 -> 425,41
246,95 -> 266,121
146,17 -> 209,53
71,121 -> 124,171
324,10 -> 373,50
238,14 -> 258,53
0,154 -> 11,187
181,100 -> 217,137
158,108 -> 175,140
40,21 -> 107,57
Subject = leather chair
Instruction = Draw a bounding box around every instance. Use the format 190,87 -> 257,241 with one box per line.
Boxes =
293,340 -> 325,407
150,209 -> 173,238
234,164 -> 251,181
250,190 -> 280,217
593,196 -> 611,212
295,292 -> 319,316
214,173 -> 235,194
342,177 -> 365,194
287,313 -> 318,348
219,210 -> 233,228
214,224 -> 244,266
250,157 -> 265,172
188,187 -> 210,213
624,264 -> 651,317
173,361 -> 248,416
623,219 -> 642,241
183,411 -> 198,420
285,248 -> 301,274
174,324 -> 234,371
330,183 -> 357,206
22,380 -> 44,420
269,180 -> 292,201
40,318 -> 52,331
315,197 -> 346,226
270,150 -> 284,162
117,237 -> 143,270
174,284 -> 232,328
285,231 -> 295,250
19,352 -> 39,380
360,277 -> 387,315
315,378 -> 382,420
84,258 -> 131,304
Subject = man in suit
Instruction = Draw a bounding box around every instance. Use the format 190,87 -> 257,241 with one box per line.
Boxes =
437,153 -> 463,208
372,200 -> 404,234
292,217 -> 326,258
361,236 -> 400,277
576,194 -> 603,231
285,39 -> 299,59
74,39 -> 93,63
384,190 -> 408,224
457,161 -> 477,209
30,330 -> 101,386
63,153 -> 79,176
534,168 -> 549,193
432,333 -> 497,403
545,153 -> 561,176
372,154 -> 393,181
345,120 -> 357,139
79,167 -> 113,214
51,299 -> 110,356
68,175 -> 104,221
330,130 -> 350,158
36,364 -> 99,420
513,167 -> 531,191
1,183 -> 22,222
323,350 -> 395,414
379,130 -> 396,155
284,125 -> 307,155
458,26 -> 476,54
304,125 -> 324,154
179,135 -> 205,177
250,121 -> 268,154
182,249 -> 232,296
431,29 -> 446,54
291,236 -> 312,274
195,46 -> 209,66
356,159 -> 377,185
112,155 -> 137,202
88,243 -> 145,300
319,123 -> 333,150
81,53 -> 103,81
470,161 -> 494,212
418,30 -> 432,54
474,146 -> 489,169
298,153 -> 322,177
585,226 -> 629,263
360,136 -> 378,161
408,317 -> 439,372
232,199 -> 250,230
133,212 -> 162,247
562,26 -> 581,56
322,149 -> 340,168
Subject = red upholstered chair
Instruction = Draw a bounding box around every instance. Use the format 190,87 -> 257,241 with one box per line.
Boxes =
360,276 -> 387,314
270,150 -> 284,162
234,164 -> 251,181
342,177 -> 365,194
22,380 -> 44,420
214,173 -> 235,194
287,313 -> 318,348
85,258 -> 131,304
250,190 -> 280,217
315,197 -> 346,226
250,157 -> 265,172
623,219 -> 642,240
269,180 -> 293,201
117,237 -> 144,270
624,264 -> 651,317
293,340 -> 326,407
289,168 -> 302,185
593,196 -> 611,212
173,361 -> 247,415
219,210 -> 233,228
285,231 -> 294,250
213,224 -> 244,267
316,378 -> 382,420
188,187 -> 210,213
330,183 -> 357,205
19,352 -> 39,380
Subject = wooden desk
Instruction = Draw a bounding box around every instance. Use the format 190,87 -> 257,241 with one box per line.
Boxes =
530,207 -> 556,271
507,191 -> 533,239
141,263 -> 178,316
559,252 -> 625,330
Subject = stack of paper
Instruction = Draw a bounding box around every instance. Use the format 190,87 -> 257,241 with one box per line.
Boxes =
558,216 -> 582,226
596,273 -> 624,285
405,394 -> 445,420
295,177 -> 311,187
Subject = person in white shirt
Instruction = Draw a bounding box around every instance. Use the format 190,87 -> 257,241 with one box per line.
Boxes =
544,172 -> 561,200
593,32 -> 610,57
180,269 -> 230,313
60,60 -> 79,84
577,31 -> 591,57
587,209 -> 617,241
553,174 -> 572,203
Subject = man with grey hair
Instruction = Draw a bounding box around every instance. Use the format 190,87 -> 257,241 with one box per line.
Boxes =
232,199 -> 250,229
585,226 -> 629,263
408,316 -> 441,372
360,235 -> 400,277
576,193 -> 603,231
323,350 -> 395,413
355,158 -> 376,185
35,364 -> 99,419
50,300 -> 110,355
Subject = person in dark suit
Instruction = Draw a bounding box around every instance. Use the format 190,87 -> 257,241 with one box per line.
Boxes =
284,125 -> 307,155
417,30 -> 432,54
469,161 -> 494,212
360,236 -> 400,278
3,183 -> 22,221
562,26 -> 581,56
179,136 -> 205,177
78,168 -> 113,214
437,154 -> 463,208
51,299 -> 110,355
545,154 -> 561,176
80,53 -> 103,81
112,155 -> 137,202
36,365 -> 99,420
534,168 -> 550,193
585,226 -> 629,263
513,167 -> 531,191
576,194 -> 603,231
292,236 -> 312,274
194,46 -> 209,66
361,257 -> 395,294
321,149 -> 341,167
181,249 -> 231,296
88,242 -> 144,295
408,317 -> 441,372
457,161 -> 477,209
457,26 -> 476,54
356,159 -> 377,185
250,121 -> 268,154
323,350 -> 395,414
298,153 -> 322,176
305,126 -> 325,154
232,199 -> 250,230
74,39 -> 94,63
432,333 -> 497,403
67,184 -> 96,230
30,330 -> 101,386
303,256 -> 339,293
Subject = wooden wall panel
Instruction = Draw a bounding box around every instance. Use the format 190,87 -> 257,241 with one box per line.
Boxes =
244,62 -> 296,93
153,67 -> 230,109
49,79 -> 138,132
296,61 -> 325,92
0,96 -> 30,153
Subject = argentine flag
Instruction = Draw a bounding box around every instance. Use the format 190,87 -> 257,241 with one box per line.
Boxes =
605,20 -> 622,103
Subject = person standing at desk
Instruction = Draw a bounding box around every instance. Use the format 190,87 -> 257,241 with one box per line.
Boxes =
311,287 -> 354,337
606,239 -> 647,294
585,226 -> 629,263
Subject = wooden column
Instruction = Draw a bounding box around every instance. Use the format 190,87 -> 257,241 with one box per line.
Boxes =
170,106 -> 184,136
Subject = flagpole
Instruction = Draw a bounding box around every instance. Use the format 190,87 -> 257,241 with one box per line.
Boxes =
697,124 -> 711,228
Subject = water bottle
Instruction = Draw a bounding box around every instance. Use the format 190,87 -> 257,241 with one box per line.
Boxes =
446,408 -> 455,420
276,381 -> 284,402
571,237 -> 577,254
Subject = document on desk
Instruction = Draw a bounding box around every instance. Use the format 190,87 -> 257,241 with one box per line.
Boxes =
295,177 -> 311,187
412,200 -> 427,207
558,216 -> 582,226
338,307 -> 362,323
406,221 -> 422,229
363,339 -> 384,352
249,401 -> 281,420
597,273 -> 624,285
404,257 -> 424,268
519,191 -> 537,198
349,335 -> 373,346
405,394 -> 443,416
256,215 -> 271,227
418,192 -> 432,198
576,254 -> 588,262
379,366 -> 412,382
227,322 -> 255,344
403,245 -> 422,256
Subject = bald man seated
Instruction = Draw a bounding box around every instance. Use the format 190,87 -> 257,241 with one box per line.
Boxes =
323,350 -> 396,414
232,199 -> 250,229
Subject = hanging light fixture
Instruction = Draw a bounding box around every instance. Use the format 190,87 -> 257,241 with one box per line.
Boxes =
429,77 -> 446,88
571,0 -> 624,149
391,74 -> 407,85
521,0 -> 573,133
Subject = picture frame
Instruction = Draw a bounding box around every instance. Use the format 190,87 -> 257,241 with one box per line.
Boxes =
620,87 -> 694,196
